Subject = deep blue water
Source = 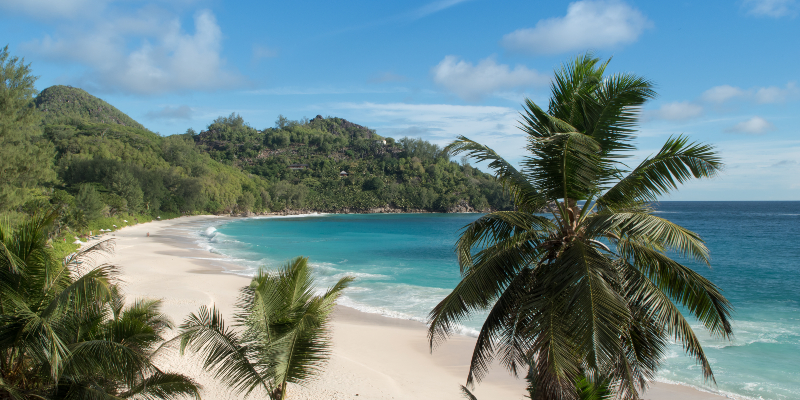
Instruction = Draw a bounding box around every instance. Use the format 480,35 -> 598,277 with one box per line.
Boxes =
195,202 -> 800,400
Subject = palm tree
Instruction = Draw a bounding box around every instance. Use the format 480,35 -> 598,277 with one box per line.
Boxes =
428,54 -> 733,400
179,257 -> 353,400
0,212 -> 200,399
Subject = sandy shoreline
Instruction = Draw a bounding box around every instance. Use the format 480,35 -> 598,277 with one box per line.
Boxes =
89,215 -> 733,399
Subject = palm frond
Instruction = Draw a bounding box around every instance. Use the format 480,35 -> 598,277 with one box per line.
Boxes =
463,266 -> 536,386
64,339 -> 150,387
599,136 -> 721,206
179,306 -> 267,396
446,137 -> 546,212
119,371 -> 201,400
460,385 -> 479,400
523,131 -> 601,201
428,228 -> 542,350
619,254 -> 719,382
455,211 -> 554,275
586,212 -> 711,263
554,241 -> 630,371
587,72 -> 655,158
619,240 -> 733,341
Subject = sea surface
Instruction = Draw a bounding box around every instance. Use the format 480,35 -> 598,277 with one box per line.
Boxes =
192,202 -> 800,400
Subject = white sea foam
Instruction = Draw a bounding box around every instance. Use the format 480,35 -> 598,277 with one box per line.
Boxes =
249,213 -> 330,220
335,295 -> 480,337
654,377 -> 758,400
334,272 -> 390,280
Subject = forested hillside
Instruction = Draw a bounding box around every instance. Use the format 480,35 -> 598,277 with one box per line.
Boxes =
0,46 -> 511,237
193,113 -> 511,212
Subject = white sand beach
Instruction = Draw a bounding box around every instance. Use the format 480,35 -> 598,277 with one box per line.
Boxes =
90,215 -> 731,400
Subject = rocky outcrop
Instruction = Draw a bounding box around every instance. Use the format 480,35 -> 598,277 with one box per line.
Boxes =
446,199 -> 475,213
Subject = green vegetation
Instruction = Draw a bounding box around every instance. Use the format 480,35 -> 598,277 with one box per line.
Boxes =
0,213 -> 200,399
35,85 -> 147,129
0,46 -> 57,214
193,113 -> 511,212
180,257 -> 352,400
428,54 -> 732,399
1,46 -> 511,249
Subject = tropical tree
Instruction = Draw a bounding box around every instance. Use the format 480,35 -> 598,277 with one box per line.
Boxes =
180,257 -> 353,400
0,45 -> 57,212
0,212 -> 200,399
428,54 -> 733,400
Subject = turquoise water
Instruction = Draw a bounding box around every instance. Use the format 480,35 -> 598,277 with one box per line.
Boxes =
195,202 -> 800,400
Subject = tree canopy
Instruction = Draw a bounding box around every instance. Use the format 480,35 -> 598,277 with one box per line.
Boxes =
428,54 -> 732,400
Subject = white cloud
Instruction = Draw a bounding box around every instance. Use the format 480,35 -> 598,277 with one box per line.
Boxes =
726,116 -> 776,134
501,0 -> 651,54
431,56 -> 547,101
23,9 -> 242,95
648,101 -> 704,121
702,85 -> 747,103
755,82 -> 798,103
330,102 -> 528,161
701,82 -> 798,104
743,0 -> 797,17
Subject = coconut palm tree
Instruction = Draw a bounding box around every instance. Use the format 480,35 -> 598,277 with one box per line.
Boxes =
428,54 -> 733,400
179,256 -> 353,400
0,212 -> 200,399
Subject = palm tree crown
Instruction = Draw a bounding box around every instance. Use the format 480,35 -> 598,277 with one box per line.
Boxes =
428,54 -> 733,400
0,212 -> 200,400
180,256 -> 353,400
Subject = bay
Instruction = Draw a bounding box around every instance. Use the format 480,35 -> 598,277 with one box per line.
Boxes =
195,202 -> 800,400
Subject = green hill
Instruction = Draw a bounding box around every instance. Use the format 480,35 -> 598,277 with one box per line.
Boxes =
193,114 -> 512,212
35,85 -> 147,129
3,80 -> 511,233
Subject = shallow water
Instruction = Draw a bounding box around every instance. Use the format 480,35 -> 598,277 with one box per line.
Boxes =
193,202 -> 800,400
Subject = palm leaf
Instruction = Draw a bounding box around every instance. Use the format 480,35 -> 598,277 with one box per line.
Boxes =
600,136 -> 721,206
119,371 -> 201,400
180,306 -> 267,396
446,137 -> 546,212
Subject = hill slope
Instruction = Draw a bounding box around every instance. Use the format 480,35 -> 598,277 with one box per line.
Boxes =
193,114 -> 512,212
8,85 -> 511,226
35,85 -> 147,129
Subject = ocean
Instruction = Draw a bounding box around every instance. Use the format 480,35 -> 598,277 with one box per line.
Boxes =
193,202 -> 800,400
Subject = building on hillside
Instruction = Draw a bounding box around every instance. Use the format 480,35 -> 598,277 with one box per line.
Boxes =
339,170 -> 349,177
288,163 -> 309,170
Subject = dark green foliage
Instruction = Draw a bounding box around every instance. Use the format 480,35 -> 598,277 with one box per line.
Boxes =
399,137 -> 450,162
34,85 -> 147,129
0,213 -> 201,399
75,184 -> 105,220
0,46 -> 57,212
429,54 -> 732,400
363,176 -> 384,191
194,114 -> 512,212
2,53 -> 511,226
180,257 -> 352,400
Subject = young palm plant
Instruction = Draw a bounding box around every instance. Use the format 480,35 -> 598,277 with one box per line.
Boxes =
428,54 -> 733,400
0,212 -> 200,400
179,257 -> 353,400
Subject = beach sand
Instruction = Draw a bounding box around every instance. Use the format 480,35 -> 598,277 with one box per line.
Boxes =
91,215 -> 731,400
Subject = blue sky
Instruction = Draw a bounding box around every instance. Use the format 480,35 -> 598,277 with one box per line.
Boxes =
1,0 -> 798,200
